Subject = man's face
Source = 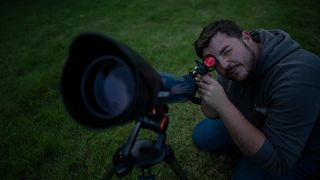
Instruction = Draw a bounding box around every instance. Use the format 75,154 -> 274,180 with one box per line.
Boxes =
203,32 -> 255,81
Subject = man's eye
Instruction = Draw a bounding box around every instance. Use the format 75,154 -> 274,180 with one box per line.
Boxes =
224,49 -> 231,56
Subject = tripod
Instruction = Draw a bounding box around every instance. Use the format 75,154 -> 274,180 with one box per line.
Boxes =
102,105 -> 188,180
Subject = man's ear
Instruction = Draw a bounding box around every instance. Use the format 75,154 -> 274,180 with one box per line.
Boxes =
242,31 -> 251,45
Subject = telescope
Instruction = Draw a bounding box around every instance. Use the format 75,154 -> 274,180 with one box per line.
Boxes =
60,33 -> 216,179
61,32 -> 216,129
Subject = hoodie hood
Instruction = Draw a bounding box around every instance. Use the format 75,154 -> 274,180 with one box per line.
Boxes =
247,29 -> 301,81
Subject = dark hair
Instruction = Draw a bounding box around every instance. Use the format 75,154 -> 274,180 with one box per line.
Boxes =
194,20 -> 243,58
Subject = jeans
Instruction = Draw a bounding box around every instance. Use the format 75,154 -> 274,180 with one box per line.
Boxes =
192,118 -> 320,180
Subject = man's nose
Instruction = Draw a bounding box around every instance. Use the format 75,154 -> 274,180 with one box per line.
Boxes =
215,58 -> 228,76
218,57 -> 229,69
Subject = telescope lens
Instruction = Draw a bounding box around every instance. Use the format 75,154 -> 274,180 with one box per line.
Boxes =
82,56 -> 135,118
95,64 -> 133,115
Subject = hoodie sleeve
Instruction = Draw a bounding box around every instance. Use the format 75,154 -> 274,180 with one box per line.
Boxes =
248,65 -> 320,175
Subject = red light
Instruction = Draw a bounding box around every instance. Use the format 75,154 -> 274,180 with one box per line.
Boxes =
160,116 -> 169,132
204,55 -> 216,68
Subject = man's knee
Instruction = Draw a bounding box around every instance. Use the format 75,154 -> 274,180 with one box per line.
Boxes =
192,118 -> 235,153
192,118 -> 210,149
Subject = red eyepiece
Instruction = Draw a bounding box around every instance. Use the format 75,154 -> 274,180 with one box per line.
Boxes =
204,55 -> 216,68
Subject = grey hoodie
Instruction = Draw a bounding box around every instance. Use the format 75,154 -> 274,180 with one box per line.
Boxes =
218,29 -> 320,175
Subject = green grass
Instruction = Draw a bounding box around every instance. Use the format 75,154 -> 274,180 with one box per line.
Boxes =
1,0 -> 319,179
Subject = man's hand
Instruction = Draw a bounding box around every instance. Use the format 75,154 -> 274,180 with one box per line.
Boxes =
195,74 -> 228,113
195,74 -> 266,156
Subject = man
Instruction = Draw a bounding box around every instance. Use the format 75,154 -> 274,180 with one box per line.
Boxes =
192,20 -> 320,179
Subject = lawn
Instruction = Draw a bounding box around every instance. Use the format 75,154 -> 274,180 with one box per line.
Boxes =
1,0 -> 319,179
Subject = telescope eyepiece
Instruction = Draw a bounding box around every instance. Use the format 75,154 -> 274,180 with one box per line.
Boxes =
192,54 -> 217,78
203,54 -> 217,68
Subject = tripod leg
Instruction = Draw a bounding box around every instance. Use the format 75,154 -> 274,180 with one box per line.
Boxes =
138,168 -> 156,180
164,145 -> 188,180
102,165 -> 115,180
168,161 -> 188,180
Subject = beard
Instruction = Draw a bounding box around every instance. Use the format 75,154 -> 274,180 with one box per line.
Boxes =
226,40 -> 255,81
242,40 -> 256,74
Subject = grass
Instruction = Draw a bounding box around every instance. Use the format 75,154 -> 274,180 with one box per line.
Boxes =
0,0 -> 319,179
